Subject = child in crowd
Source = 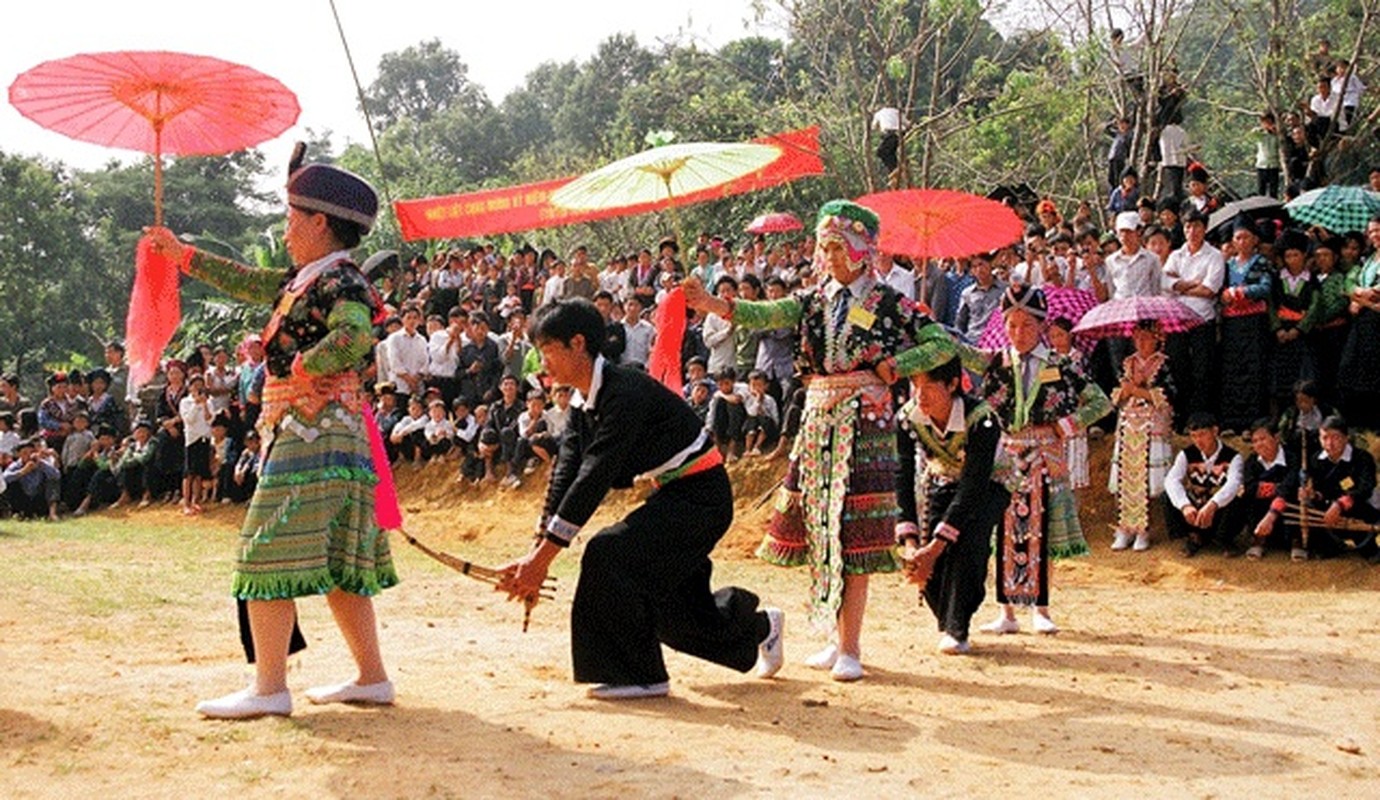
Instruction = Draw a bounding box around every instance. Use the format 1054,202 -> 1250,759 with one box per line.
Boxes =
687,379 -> 713,426
228,429 -> 261,504
209,414 -> 234,503
516,389 -> 558,475
72,425 -> 122,516
113,419 -> 157,508
60,411 -> 96,510
423,398 -> 456,463
743,370 -> 780,457
707,367 -> 748,462
1046,318 -> 1091,488
179,375 -> 215,514
390,396 -> 430,466
460,404 -> 491,485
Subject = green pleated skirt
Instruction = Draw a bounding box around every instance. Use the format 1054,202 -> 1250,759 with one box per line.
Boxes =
231,405 -> 399,600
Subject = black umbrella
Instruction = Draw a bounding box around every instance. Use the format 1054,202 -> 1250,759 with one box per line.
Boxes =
1206,195 -> 1287,239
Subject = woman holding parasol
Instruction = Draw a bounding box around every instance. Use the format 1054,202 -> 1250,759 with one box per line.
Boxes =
147,161 -> 398,719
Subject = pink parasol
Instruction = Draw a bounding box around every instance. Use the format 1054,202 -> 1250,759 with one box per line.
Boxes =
855,188 -> 1024,260
977,285 -> 1101,351
9,50 -> 300,387
745,211 -> 804,234
1071,295 -> 1205,339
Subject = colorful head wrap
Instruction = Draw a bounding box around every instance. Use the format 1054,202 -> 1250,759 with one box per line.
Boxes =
1000,284 -> 1047,320
908,323 -> 960,374
813,199 -> 879,277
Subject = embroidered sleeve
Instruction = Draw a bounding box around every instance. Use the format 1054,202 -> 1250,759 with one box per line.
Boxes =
184,249 -> 284,305
732,296 -> 804,331
301,299 -> 373,376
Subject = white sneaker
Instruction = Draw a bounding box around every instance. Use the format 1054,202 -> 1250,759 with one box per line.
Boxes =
980,616 -> 1019,634
1133,532 -> 1152,551
804,643 -> 839,670
938,634 -> 971,655
830,653 -> 864,682
304,679 -> 396,706
196,686 -> 292,719
1110,531 -> 1132,551
755,608 -> 785,678
586,681 -> 670,700
1032,612 -> 1059,635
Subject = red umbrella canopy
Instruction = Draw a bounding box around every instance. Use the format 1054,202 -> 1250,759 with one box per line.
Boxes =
8,50 -> 300,157
856,188 -> 1024,260
746,211 -> 803,234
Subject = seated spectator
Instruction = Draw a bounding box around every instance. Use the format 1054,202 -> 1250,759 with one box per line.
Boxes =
707,367 -> 748,462
1281,415 -> 1380,562
1277,379 -> 1331,463
72,425 -> 122,516
515,389 -> 559,476
113,419 -> 157,508
486,375 -> 525,488
389,396 -> 430,466
543,384 -> 572,444
2,437 -> 61,520
687,379 -> 713,426
1239,418 -> 1296,560
743,370 -> 780,456
682,356 -> 709,399
60,411 -> 96,511
0,411 -> 19,457
150,415 -> 184,504
1163,412 -> 1246,557
459,403 -> 489,484
373,383 -> 404,463
423,398 -> 456,463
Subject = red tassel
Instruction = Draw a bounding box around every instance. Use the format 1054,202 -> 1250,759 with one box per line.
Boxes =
127,234 -> 182,389
362,404 -> 404,530
647,287 -> 686,396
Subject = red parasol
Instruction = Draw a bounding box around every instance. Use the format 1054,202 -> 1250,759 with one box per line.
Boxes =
855,188 -> 1024,260
9,50 -> 300,387
977,286 -> 1101,352
1071,295 -> 1205,339
745,211 -> 804,234
9,50 -> 301,226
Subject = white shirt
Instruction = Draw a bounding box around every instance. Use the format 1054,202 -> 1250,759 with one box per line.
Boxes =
424,417 -> 456,443
882,264 -> 916,300
1104,247 -> 1162,299
391,412 -> 428,440
179,395 -> 213,445
702,313 -> 736,376
543,406 -> 571,439
872,107 -> 901,131
427,328 -> 461,378
1310,91 -> 1341,120
454,413 -> 479,443
1159,124 -> 1189,167
542,274 -> 566,305
1333,73 -> 1367,106
384,329 -> 430,396
621,318 -> 656,368
1164,441 -> 1244,510
1162,242 -> 1225,321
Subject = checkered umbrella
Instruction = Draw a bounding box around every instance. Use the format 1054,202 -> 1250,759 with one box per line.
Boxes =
1071,295 -> 1204,339
977,286 -> 1101,352
1284,185 -> 1380,233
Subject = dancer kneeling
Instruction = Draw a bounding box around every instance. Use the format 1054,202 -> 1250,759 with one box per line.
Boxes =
498,299 -> 783,700
895,328 -> 1008,655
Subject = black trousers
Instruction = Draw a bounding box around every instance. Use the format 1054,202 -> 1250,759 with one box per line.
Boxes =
1166,322 -> 1217,429
1163,495 -> 1248,548
922,488 -> 1006,641
876,130 -> 900,172
1257,168 -> 1281,198
571,467 -> 768,685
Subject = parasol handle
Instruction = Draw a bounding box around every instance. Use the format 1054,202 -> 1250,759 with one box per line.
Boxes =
153,116 -> 164,229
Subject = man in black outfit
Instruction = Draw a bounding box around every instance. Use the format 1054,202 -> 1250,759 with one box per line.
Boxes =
498,298 -> 784,699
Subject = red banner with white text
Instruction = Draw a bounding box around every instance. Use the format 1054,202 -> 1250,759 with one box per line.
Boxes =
394,126 -> 824,241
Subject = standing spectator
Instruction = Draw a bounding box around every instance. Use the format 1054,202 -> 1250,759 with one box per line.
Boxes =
0,374 -> 29,417
1218,219 -> 1273,433
1107,117 -> 1133,190
873,105 -> 902,181
1253,112 -> 1282,198
427,307 -> 464,408
1108,320 -> 1176,551
382,304 -> 429,407
1105,211 -> 1162,299
1332,60 -> 1364,129
1107,168 -> 1140,216
179,375 -> 214,514
84,369 -> 127,440
458,312 -> 502,407
497,311 -> 533,384
1162,208 -> 1224,426
236,335 -> 266,434
1338,216 -> 1380,430
1308,237 -> 1350,410
37,372 -> 75,451
541,259 -> 567,307
564,248 -> 598,300
1181,167 -> 1218,216
1269,231 -> 1320,410
955,251 -> 1005,343
628,248 -> 660,308
880,252 -> 916,300
205,346 -> 237,418
1157,121 -> 1190,200
620,295 -> 656,369
592,291 -> 627,363
1306,76 -> 1341,143
702,277 -> 738,377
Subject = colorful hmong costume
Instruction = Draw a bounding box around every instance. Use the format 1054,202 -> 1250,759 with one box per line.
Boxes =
1308,265 -> 1351,410
1218,252 -> 1272,431
1108,351 -> 1175,538
730,201 -> 939,629
982,340 -> 1110,607
896,388 -> 1008,643
185,249 -> 398,600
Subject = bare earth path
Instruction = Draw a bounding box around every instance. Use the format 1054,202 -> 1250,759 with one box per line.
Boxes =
2,452 -> 1378,799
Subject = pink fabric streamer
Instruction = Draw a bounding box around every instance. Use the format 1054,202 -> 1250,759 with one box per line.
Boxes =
127,234 -> 182,388
362,404 -> 404,530
648,287 -> 686,396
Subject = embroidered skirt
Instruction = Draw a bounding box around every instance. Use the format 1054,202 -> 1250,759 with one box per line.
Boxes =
758,371 -> 900,630
1108,399 -> 1173,535
232,402 -> 399,600
993,425 -> 1087,607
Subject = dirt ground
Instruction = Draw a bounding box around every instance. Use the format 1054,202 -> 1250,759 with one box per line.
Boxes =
3,437 -> 1379,799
